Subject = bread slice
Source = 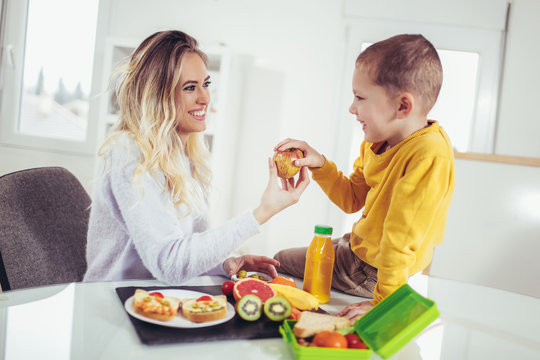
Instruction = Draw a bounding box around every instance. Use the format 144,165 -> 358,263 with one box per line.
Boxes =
181,295 -> 228,323
293,311 -> 351,338
132,289 -> 180,321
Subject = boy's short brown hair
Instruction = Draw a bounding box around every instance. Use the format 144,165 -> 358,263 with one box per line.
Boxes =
356,34 -> 443,114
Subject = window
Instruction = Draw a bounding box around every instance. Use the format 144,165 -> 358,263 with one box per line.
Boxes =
348,43 -> 480,160
0,0 -> 99,153
429,49 -> 480,153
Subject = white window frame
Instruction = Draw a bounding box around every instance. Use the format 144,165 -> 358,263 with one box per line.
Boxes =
0,0 -> 99,154
337,19 -> 504,160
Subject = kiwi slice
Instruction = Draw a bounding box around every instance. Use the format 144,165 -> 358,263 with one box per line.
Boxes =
236,294 -> 262,321
263,296 -> 292,321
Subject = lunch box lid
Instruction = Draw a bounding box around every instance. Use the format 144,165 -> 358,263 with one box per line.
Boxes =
280,283 -> 439,359
353,283 -> 440,359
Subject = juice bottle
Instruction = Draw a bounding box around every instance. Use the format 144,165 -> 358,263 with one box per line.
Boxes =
302,225 -> 334,303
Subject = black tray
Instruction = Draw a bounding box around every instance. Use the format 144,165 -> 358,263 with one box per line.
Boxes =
116,285 -> 297,345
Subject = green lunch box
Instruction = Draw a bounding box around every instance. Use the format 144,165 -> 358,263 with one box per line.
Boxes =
279,284 -> 439,359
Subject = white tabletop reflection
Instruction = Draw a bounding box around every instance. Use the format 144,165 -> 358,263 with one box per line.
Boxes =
0,275 -> 539,360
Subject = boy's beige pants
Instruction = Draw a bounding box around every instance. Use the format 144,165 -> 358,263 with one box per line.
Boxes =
273,233 -> 377,298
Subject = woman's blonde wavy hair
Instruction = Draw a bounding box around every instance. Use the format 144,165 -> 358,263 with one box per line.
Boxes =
100,30 -> 212,217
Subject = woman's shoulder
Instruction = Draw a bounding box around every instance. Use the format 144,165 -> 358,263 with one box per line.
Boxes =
94,132 -> 145,182
102,132 -> 141,162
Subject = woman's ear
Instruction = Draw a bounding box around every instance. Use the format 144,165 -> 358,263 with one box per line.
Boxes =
396,92 -> 415,119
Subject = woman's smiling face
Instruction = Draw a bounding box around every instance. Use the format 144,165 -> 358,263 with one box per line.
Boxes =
176,52 -> 211,142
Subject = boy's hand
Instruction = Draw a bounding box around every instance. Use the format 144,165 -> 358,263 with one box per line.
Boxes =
336,300 -> 374,322
275,138 -> 326,169
253,157 -> 309,224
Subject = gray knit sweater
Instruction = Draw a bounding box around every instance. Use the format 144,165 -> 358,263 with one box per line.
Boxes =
83,135 -> 260,283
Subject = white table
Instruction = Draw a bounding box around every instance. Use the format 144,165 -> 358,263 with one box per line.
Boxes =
0,275 -> 539,360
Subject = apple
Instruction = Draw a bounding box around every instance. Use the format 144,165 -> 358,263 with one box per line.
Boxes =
273,148 -> 304,179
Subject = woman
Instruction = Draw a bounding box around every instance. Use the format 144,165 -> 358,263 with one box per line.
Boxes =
84,30 -> 309,283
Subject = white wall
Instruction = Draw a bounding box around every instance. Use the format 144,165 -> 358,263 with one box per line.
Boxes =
0,146 -> 95,193
2,0 -> 540,260
430,158 -> 540,298
496,0 -> 540,157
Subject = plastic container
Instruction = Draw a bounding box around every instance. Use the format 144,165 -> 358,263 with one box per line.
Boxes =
280,284 -> 439,360
302,225 -> 334,303
279,319 -> 373,360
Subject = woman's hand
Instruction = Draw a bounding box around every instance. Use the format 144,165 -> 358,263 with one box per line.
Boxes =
223,255 -> 280,278
253,158 -> 309,224
336,300 -> 374,322
274,138 -> 326,169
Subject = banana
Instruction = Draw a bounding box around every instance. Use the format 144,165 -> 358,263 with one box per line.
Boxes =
268,283 -> 319,311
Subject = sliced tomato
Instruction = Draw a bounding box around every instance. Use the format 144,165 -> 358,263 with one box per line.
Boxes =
149,291 -> 164,298
196,295 -> 213,302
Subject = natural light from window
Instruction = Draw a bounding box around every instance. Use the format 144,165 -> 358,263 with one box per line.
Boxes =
430,49 -> 479,153
18,0 -> 99,141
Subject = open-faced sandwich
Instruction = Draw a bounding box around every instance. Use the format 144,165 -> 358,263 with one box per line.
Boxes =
181,295 -> 228,323
132,289 -> 181,321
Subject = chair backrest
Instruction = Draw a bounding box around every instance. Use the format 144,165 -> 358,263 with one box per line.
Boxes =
428,157 -> 540,298
0,167 -> 91,291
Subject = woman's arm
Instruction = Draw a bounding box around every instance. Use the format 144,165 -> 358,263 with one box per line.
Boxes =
107,150 -> 308,284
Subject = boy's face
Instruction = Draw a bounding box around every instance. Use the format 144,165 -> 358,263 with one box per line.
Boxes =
349,65 -> 401,145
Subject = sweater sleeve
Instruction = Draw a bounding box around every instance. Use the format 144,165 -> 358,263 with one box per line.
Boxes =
310,155 -> 370,214
108,147 -> 260,284
372,155 -> 454,304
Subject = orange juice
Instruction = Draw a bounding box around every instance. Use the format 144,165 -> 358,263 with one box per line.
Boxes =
302,225 -> 334,303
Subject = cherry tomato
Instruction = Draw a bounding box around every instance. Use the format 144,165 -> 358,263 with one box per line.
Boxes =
345,333 -> 368,349
312,331 -> 348,349
196,295 -> 213,302
222,281 -> 235,296
149,291 -> 164,298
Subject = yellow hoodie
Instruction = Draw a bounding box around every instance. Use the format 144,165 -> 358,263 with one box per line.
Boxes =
311,121 -> 455,304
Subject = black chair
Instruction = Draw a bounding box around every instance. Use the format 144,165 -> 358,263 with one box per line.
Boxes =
0,167 -> 91,291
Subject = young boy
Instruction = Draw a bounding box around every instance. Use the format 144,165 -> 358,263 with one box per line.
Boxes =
273,34 -> 455,321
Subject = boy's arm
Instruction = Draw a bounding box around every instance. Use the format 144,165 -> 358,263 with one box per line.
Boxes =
372,155 -> 454,304
310,155 -> 369,214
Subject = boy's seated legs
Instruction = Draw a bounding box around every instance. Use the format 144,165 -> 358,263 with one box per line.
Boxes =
274,233 -> 377,298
